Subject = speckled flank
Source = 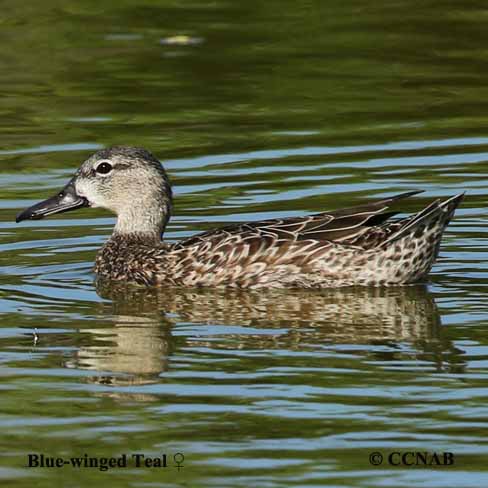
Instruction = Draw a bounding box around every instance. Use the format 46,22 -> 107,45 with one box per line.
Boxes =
17,146 -> 464,289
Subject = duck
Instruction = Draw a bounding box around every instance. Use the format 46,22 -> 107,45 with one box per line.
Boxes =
16,146 -> 464,288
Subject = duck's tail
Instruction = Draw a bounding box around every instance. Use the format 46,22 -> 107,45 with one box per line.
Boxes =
371,192 -> 464,283
379,193 -> 464,248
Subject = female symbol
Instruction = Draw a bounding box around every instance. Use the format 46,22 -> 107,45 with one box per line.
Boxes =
173,453 -> 184,471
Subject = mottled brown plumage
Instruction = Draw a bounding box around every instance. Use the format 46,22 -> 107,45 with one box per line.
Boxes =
16,146 -> 464,288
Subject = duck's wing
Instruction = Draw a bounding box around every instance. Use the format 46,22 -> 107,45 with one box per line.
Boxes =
173,190 -> 423,249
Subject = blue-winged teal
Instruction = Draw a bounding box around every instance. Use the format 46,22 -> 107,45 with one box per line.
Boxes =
16,146 -> 464,288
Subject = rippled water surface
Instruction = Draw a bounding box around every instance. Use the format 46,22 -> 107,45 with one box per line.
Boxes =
1,1 -> 488,487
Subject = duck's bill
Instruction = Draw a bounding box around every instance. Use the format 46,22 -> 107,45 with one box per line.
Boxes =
15,180 -> 89,223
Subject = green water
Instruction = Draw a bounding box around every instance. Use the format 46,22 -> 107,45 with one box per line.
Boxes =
1,1 -> 488,487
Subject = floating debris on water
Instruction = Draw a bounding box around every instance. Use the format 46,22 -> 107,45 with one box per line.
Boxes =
159,35 -> 203,46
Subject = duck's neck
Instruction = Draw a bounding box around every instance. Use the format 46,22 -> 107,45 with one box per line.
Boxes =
112,196 -> 171,242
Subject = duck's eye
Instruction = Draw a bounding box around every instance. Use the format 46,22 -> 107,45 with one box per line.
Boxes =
95,162 -> 113,175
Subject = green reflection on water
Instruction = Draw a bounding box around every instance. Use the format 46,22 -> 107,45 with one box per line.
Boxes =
1,1 -> 488,487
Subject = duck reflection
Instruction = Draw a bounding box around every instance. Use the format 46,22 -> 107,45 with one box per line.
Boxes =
69,316 -> 172,383
64,281 -> 457,391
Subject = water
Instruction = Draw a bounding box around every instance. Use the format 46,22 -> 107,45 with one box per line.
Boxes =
1,1 -> 488,487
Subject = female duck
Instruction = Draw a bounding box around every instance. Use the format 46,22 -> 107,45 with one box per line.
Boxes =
16,146 -> 463,288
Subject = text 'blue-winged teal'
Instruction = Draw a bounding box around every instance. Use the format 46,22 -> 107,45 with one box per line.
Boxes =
16,146 -> 464,288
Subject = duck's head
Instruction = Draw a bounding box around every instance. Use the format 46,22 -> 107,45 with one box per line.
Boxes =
16,146 -> 173,236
